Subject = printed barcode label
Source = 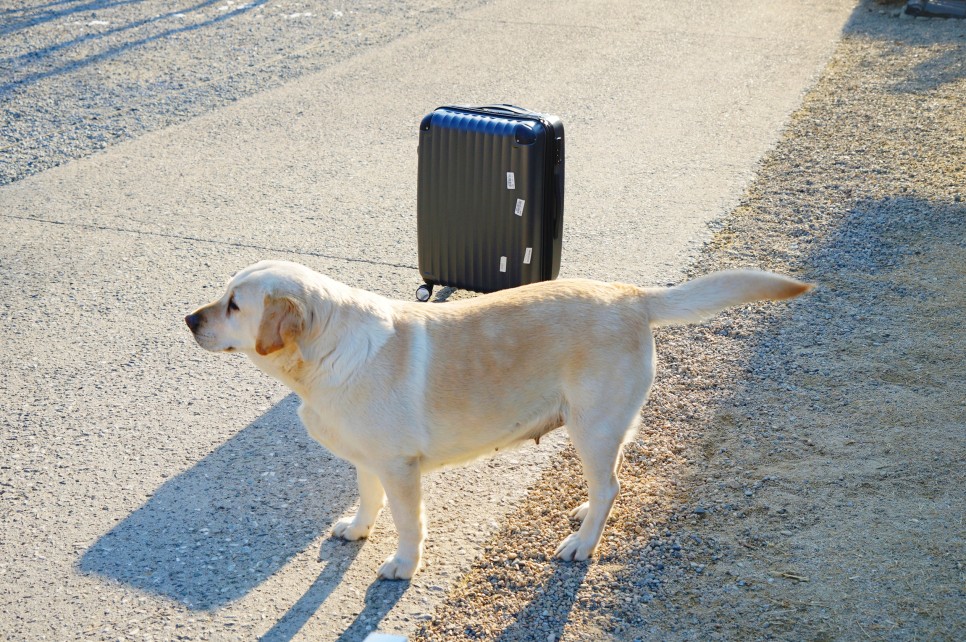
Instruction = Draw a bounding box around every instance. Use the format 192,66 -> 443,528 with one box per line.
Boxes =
499,256 -> 507,272
506,172 -> 515,189
523,247 -> 533,264
514,199 -> 525,216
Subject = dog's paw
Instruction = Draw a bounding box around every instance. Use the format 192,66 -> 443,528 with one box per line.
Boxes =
554,533 -> 596,562
331,517 -> 372,541
377,554 -> 420,580
567,501 -> 589,522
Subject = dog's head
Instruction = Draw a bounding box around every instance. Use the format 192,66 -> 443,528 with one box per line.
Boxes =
185,261 -> 308,357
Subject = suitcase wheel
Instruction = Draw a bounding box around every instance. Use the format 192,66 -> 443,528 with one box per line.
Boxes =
416,284 -> 434,302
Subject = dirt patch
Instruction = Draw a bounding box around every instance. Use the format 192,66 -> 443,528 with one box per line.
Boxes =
415,6 -> 964,641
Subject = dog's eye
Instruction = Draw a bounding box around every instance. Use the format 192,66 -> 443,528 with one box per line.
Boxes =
228,296 -> 239,314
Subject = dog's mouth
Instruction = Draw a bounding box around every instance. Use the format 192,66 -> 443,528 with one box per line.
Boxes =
190,331 -> 227,352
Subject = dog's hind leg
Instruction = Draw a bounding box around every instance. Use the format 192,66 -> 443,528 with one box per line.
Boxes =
332,466 -> 386,541
555,414 -> 635,561
567,449 -> 625,522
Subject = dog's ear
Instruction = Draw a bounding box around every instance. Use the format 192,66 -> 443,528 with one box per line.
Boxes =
256,295 -> 305,356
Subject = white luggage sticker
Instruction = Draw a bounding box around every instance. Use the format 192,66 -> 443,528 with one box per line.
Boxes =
499,256 -> 507,272
514,199 -> 525,216
523,247 -> 533,264
506,172 -> 515,189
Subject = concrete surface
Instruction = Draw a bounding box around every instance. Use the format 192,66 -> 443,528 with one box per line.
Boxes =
0,0 -> 856,639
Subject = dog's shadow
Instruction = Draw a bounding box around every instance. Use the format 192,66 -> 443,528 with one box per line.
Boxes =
495,561 -> 590,642
258,538 -> 375,642
77,394 -> 355,611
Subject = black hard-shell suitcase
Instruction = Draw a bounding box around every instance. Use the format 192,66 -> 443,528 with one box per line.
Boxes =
415,104 -> 565,300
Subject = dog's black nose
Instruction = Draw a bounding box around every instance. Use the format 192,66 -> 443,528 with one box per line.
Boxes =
184,313 -> 201,333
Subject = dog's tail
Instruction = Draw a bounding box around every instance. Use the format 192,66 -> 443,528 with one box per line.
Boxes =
643,269 -> 813,328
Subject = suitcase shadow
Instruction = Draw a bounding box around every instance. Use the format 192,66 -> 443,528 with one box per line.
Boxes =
77,394 -> 356,611
431,286 -> 458,302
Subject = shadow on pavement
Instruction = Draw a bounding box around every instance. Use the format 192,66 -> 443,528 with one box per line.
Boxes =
78,393 -> 357,611
1,0 -> 146,37
1,0 -> 268,93
3,0 -> 220,66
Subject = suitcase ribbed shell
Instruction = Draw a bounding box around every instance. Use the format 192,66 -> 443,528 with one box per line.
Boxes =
417,106 -> 563,293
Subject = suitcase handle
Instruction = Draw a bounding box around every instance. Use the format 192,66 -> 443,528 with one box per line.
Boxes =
476,104 -> 534,116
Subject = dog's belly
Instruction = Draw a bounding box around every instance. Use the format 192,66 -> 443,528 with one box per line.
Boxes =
420,405 -> 566,470
298,395 -> 563,473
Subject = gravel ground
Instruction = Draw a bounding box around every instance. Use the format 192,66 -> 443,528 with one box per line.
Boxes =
0,0 -> 489,186
415,5 -> 965,641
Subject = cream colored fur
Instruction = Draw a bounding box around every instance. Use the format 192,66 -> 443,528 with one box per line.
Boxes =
186,260 -> 812,579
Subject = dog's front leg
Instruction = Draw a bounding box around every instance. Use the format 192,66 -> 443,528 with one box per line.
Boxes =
376,459 -> 424,580
332,467 -> 386,541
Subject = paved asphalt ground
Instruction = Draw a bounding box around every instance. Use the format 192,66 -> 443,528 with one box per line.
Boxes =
1,0 -> 857,639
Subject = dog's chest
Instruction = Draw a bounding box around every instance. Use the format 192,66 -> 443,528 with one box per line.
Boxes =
297,403 -> 365,462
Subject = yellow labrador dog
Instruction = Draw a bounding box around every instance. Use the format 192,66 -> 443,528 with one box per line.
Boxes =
185,260 -> 811,579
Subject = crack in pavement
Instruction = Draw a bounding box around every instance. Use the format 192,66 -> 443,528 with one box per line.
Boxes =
2,213 -> 420,271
